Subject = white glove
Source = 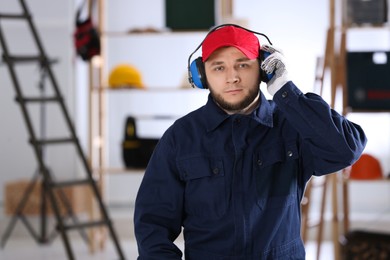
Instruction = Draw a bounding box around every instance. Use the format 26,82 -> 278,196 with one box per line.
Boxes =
260,45 -> 290,96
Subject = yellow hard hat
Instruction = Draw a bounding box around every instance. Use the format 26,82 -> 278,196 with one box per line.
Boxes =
108,64 -> 144,88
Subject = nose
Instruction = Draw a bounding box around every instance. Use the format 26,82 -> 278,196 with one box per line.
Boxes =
226,68 -> 239,84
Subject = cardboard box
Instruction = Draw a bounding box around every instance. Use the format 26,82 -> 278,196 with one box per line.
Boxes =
4,179 -> 90,216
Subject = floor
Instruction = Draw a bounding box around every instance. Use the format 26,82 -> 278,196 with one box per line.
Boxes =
0,205 -> 339,260
4,204 -> 390,260
2,198 -> 390,259
2,180 -> 390,259
0,237 -> 335,260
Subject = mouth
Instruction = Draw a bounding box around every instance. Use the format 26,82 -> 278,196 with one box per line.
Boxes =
225,88 -> 243,95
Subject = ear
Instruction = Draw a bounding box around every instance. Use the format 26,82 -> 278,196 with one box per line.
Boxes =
189,57 -> 208,89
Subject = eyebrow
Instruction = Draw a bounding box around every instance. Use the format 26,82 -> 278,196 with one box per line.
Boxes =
236,57 -> 251,62
208,57 -> 252,66
208,60 -> 224,66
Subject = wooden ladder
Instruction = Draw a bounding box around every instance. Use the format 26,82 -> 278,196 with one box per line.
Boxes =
0,1 -> 125,259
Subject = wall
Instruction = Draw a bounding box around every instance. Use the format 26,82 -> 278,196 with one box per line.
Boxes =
0,0 -> 76,202
235,1 -> 390,175
98,0 -> 390,226
235,1 -> 390,168
237,0 -> 390,225
1,1 -> 390,226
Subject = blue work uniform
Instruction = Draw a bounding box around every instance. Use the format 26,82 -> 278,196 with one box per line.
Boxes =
134,82 -> 367,260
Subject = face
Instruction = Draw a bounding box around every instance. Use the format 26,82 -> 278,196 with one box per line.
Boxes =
204,46 -> 260,113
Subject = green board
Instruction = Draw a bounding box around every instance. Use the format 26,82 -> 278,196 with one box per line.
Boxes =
165,0 -> 215,30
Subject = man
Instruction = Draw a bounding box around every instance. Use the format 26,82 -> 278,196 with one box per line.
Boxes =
134,24 -> 367,259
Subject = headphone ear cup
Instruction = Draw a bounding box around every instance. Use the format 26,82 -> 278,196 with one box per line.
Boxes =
258,58 -> 266,83
259,51 -> 274,83
259,65 -> 269,83
190,57 -> 208,89
258,53 -> 269,83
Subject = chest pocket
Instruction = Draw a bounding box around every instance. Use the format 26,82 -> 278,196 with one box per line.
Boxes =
254,141 -> 299,210
177,156 -> 226,218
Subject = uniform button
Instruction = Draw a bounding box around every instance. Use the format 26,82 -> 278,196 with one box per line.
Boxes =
282,91 -> 288,98
234,118 -> 241,124
257,159 -> 263,166
213,168 -> 219,175
287,150 -> 293,157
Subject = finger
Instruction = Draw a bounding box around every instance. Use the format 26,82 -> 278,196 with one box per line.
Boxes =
261,44 -> 275,53
261,52 -> 279,73
261,45 -> 284,55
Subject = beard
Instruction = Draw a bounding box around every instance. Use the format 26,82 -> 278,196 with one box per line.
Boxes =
210,86 -> 260,113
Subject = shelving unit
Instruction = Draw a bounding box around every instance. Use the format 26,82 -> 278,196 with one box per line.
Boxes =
85,0 -> 234,250
338,25 -> 390,260
88,8 -> 204,182
302,1 -> 390,260
333,8 -> 390,249
87,0 -> 234,186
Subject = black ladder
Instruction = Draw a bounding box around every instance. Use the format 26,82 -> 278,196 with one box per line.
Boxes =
0,1 -> 125,259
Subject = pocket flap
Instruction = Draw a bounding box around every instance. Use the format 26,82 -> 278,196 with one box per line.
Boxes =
178,156 -> 224,181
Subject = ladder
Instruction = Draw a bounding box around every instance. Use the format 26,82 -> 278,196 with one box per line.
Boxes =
300,6 -> 347,256
0,1 -> 125,259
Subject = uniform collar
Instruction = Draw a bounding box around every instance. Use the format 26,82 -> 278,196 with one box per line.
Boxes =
204,92 -> 274,132
252,92 -> 274,128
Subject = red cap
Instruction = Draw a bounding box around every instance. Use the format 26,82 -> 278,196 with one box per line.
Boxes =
202,26 -> 260,62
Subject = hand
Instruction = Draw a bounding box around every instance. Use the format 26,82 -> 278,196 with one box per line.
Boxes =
260,45 -> 290,96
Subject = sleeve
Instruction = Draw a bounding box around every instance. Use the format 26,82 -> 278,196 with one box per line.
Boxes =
273,81 -> 367,176
133,128 -> 184,260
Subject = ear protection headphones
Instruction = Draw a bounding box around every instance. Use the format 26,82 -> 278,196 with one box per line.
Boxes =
187,24 -> 273,89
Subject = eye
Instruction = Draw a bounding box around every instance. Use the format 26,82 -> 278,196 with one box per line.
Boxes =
213,66 -> 224,71
238,63 -> 249,68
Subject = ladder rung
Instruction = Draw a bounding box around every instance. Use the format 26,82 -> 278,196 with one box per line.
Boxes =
16,96 -> 61,103
0,13 -> 30,20
32,138 -> 75,145
63,220 -> 110,231
52,179 -> 92,188
4,55 -> 42,63
3,55 -> 58,65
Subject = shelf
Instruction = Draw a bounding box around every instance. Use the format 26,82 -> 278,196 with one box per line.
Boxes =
344,108 -> 390,114
90,86 -> 198,92
93,167 -> 145,175
102,30 -> 209,37
341,24 -> 390,30
344,178 -> 390,183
